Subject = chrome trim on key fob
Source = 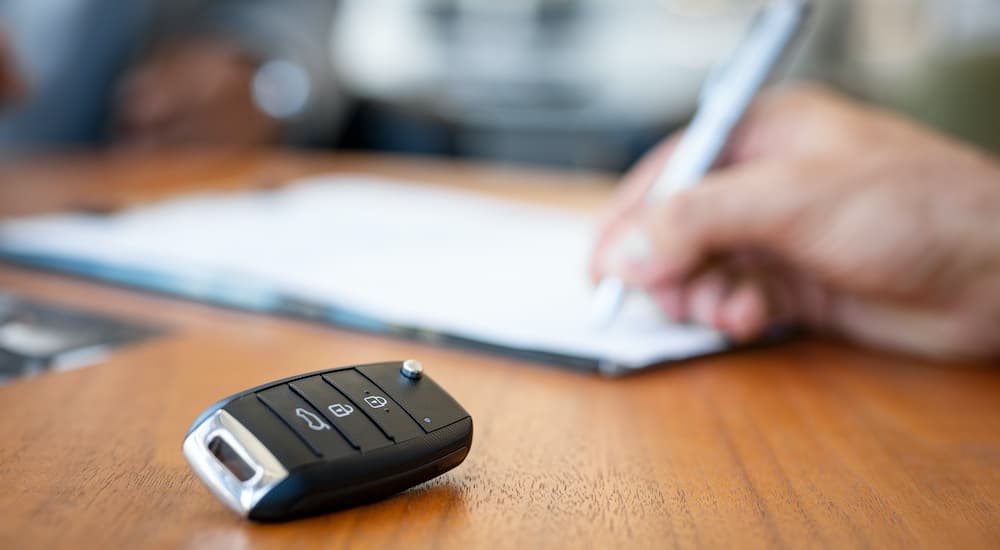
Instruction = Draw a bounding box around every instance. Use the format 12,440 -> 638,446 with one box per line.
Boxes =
182,409 -> 288,516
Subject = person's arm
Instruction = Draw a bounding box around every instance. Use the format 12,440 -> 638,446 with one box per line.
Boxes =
591,84 -> 1000,360
116,0 -> 345,147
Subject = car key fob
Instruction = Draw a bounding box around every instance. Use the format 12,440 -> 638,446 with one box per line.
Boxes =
182,360 -> 472,521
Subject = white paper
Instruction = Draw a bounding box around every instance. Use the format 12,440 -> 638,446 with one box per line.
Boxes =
0,175 -> 726,370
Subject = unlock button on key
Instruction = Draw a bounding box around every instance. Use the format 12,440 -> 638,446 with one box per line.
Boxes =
290,376 -> 393,452
323,370 -> 423,444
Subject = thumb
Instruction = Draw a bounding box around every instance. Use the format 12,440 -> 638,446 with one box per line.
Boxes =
623,161 -> 808,286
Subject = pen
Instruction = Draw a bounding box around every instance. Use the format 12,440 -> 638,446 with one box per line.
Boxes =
590,0 -> 812,327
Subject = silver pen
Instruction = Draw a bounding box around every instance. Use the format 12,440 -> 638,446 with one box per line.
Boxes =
590,0 -> 812,328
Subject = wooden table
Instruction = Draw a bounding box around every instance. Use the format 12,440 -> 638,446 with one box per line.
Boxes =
1,150 -> 998,549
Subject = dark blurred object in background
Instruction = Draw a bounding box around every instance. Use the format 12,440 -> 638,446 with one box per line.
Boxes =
332,0 -> 1000,170
0,30 -> 26,106
332,0 -> 842,171
0,0 -> 344,153
331,0 -> 816,169
0,292 -> 160,383
0,0 -> 997,170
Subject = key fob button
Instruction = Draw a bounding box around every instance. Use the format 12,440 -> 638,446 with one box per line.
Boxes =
289,376 -> 393,453
257,386 -> 356,459
223,394 -> 317,467
357,362 -> 467,432
323,370 -> 423,443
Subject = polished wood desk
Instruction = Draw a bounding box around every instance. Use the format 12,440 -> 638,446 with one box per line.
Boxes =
0,150 -> 998,549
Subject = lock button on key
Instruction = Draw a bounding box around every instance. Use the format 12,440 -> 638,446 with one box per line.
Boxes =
289,376 -> 393,453
257,385 -> 356,459
323,370 -> 423,443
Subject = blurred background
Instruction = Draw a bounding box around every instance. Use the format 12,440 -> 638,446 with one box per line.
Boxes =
0,0 -> 998,172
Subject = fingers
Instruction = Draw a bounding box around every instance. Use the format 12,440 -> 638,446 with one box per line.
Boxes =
718,279 -> 769,342
606,135 -> 684,221
594,137 -> 822,342
621,161 -> 807,290
590,83 -> 866,344
589,135 -> 682,281
688,269 -> 728,326
591,85 -> 848,283
649,263 -> 775,342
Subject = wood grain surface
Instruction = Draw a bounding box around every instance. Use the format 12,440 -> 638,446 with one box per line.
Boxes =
0,150 -> 998,549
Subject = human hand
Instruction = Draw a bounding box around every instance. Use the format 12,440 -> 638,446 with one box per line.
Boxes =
115,39 -> 281,147
591,84 -> 1000,360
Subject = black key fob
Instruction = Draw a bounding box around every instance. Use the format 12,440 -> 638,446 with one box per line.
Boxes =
182,360 -> 473,521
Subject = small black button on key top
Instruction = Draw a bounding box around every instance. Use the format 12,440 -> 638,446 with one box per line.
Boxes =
289,376 -> 393,453
183,360 -> 472,521
323,369 -> 423,443
357,362 -> 467,432
257,385 -> 355,459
